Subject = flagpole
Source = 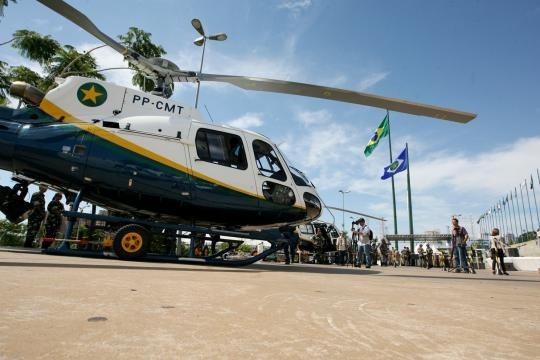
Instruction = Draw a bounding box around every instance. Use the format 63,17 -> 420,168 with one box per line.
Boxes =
386,110 -> 398,245
503,201 -> 510,238
497,202 -> 505,236
388,111 -> 397,232
513,187 -> 523,243
506,195 -> 517,241
405,143 -> 414,250
532,173 -> 540,230
487,210 -> 493,238
519,183 -> 529,241
525,178 -> 535,237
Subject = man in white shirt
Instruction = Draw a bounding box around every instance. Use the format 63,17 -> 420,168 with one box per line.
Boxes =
355,218 -> 372,268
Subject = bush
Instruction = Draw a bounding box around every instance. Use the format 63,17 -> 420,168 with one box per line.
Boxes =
0,219 -> 26,246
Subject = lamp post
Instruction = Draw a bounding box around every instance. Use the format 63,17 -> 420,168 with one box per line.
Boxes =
338,190 -> 350,232
191,18 -> 227,108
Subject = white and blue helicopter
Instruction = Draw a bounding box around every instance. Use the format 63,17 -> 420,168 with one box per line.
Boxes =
0,0 -> 476,264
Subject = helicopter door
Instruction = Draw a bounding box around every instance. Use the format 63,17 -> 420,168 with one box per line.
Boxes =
63,125 -> 94,184
189,126 -> 258,211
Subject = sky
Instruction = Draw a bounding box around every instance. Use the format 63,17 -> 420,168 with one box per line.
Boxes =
1,0 -> 539,239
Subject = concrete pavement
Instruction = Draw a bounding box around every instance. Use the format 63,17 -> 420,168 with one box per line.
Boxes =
1,247 -> 539,359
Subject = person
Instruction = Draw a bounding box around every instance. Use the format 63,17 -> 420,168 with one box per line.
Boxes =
43,192 -> 65,249
336,232 -> 347,266
401,246 -> 410,266
281,226 -> 298,265
425,243 -> 434,269
311,228 -> 324,249
23,184 -> 47,248
355,218 -> 372,268
379,238 -> 389,266
289,228 -> 299,263
390,247 -> 399,267
490,227 -> 509,275
416,243 -> 425,268
451,217 -> 470,273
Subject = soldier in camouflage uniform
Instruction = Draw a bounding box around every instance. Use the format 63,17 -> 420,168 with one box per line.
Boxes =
23,184 -> 47,248
43,192 -> 65,249
425,243 -> 434,269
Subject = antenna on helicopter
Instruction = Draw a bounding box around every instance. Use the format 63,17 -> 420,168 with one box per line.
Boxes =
204,104 -> 215,123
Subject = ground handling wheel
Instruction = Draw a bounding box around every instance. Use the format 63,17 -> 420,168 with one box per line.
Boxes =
113,224 -> 151,259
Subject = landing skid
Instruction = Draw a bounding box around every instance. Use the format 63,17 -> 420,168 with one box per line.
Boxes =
0,182 -> 289,266
42,210 -> 287,266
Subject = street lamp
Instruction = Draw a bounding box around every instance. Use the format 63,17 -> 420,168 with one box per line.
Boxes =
338,190 -> 350,232
191,18 -> 227,108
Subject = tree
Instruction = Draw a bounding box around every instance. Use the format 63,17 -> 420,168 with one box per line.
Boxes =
0,0 -> 17,18
42,44 -> 105,90
516,231 -> 536,243
0,60 -> 9,105
0,218 -> 26,246
8,66 -> 41,87
11,30 -> 60,65
2,30 -> 105,94
118,27 -> 167,93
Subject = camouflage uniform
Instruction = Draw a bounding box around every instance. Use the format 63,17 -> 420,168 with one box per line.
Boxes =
44,194 -> 65,245
379,239 -> 389,266
23,189 -> 46,247
426,244 -> 434,269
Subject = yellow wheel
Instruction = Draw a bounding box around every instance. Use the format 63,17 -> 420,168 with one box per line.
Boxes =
113,224 -> 151,259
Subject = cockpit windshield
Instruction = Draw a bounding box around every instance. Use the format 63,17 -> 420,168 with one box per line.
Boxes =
275,145 -> 314,188
289,165 -> 313,187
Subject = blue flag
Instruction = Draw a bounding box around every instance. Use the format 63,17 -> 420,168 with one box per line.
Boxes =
381,147 -> 408,180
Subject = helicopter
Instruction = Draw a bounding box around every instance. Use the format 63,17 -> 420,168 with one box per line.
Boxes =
0,0 -> 476,263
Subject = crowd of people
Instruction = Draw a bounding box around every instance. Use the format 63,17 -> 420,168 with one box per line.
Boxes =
279,216 -> 510,276
19,185 -> 512,275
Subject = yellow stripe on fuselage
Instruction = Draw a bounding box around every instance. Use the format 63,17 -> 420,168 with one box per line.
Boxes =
38,98 -> 268,200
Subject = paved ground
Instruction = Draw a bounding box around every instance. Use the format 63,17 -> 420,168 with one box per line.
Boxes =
1,247 -> 539,360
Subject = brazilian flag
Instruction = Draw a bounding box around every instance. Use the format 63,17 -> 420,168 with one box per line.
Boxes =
364,113 -> 389,157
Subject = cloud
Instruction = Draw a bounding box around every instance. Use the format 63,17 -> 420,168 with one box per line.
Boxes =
277,105 -> 540,235
413,136 -> 540,197
375,136 -> 540,233
78,43 -> 134,88
358,72 -> 389,91
296,109 -> 332,126
226,112 -> 264,129
279,111 -> 361,190
278,0 -> 313,15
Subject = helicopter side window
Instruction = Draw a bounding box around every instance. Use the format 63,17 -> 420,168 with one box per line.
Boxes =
195,129 -> 247,170
73,144 -> 87,156
252,140 -> 286,181
298,224 -> 314,236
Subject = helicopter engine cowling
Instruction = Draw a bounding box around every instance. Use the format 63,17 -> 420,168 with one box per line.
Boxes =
9,82 -> 45,106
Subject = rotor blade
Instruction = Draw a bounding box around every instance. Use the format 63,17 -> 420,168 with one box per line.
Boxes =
37,0 -> 157,79
199,73 -> 476,123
